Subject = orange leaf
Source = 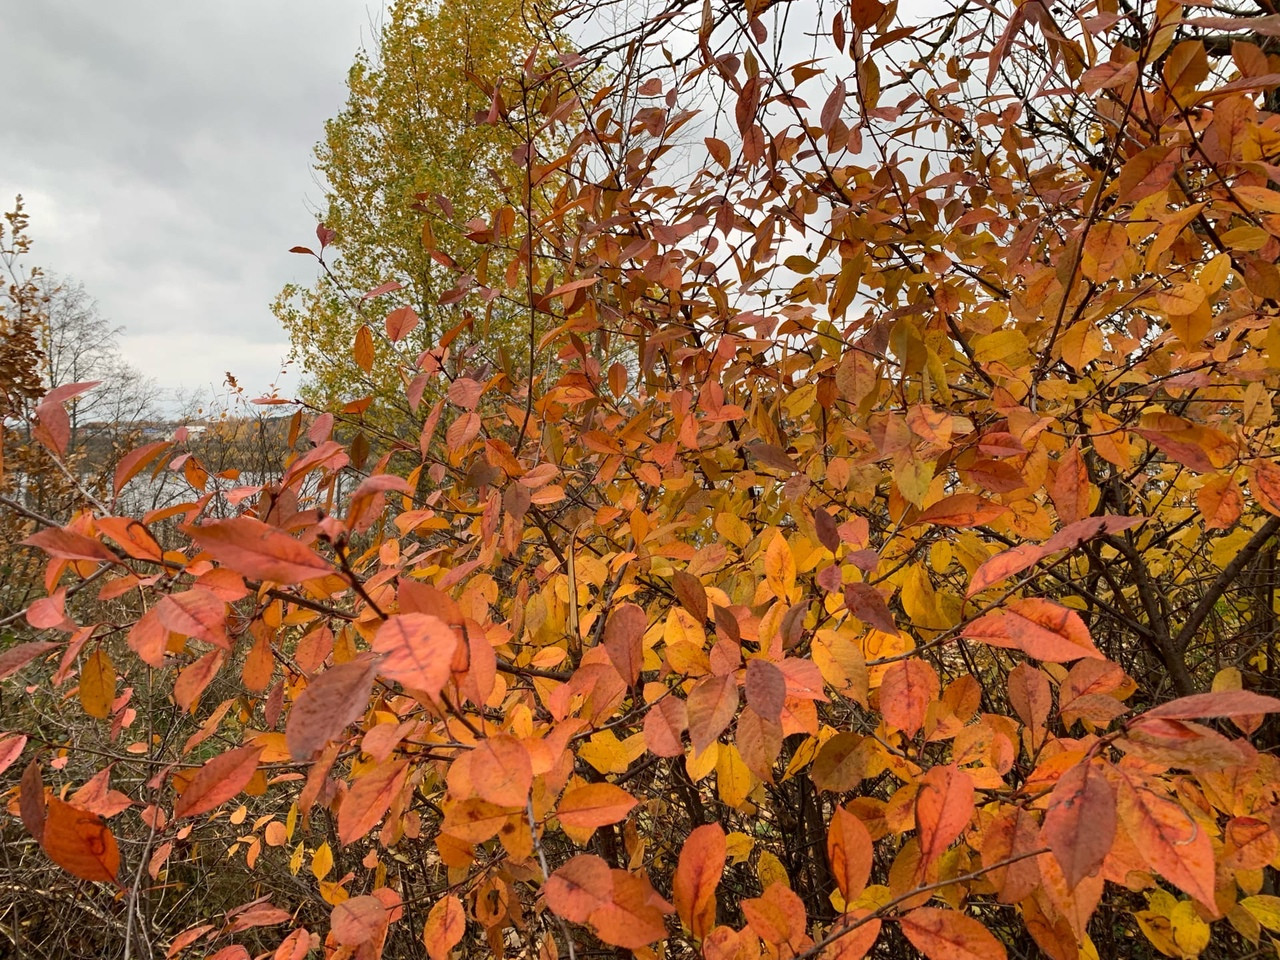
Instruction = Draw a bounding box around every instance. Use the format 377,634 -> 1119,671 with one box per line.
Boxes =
588,869 -> 673,949
187,516 -> 333,584
673,822 -> 726,938
899,908 -> 1007,960
79,648 -> 116,719
1141,688 -> 1280,720
962,598 -> 1103,662
372,613 -> 458,699
916,493 -> 1008,528
545,854 -> 614,923
557,782 -> 638,830
157,589 -> 230,649
879,659 -> 938,736
285,656 -> 379,760
827,805 -> 873,900
353,324 -> 375,372
385,305 -> 419,342
338,759 -> 408,844
331,895 -> 387,946
1041,760 -> 1115,889
1116,774 -> 1216,907
42,796 -> 120,886
822,910 -> 882,960
422,895 -> 465,960
173,745 -> 264,819
687,673 -> 739,753
915,764 -> 974,870
1197,474 -> 1242,530
966,515 -> 1144,597
469,734 -> 532,807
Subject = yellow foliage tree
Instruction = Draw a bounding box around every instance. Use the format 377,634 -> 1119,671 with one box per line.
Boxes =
274,0 -> 553,425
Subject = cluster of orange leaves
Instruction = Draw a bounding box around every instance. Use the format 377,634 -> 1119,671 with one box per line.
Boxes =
7,1 -> 1280,958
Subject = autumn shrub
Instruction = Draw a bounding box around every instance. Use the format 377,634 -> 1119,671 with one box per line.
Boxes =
6,2 -> 1280,960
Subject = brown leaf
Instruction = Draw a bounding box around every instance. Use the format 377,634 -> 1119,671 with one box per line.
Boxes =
285,656 -> 379,760
844,582 -> 897,634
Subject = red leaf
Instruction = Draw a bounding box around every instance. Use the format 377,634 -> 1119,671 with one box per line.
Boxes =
1141,689 -> 1280,720
285,656 -> 379,760
899,908 -> 1007,960
42,797 -> 120,885
363,281 -> 403,299
744,659 -> 787,722
173,745 -> 263,819
0,641 -> 58,681
673,822 -> 725,938
879,659 -> 938,736
186,516 -> 333,584
1041,760 -> 1115,889
372,613 -> 458,699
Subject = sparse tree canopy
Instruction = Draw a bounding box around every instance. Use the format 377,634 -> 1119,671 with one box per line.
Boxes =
8,2 -> 1280,960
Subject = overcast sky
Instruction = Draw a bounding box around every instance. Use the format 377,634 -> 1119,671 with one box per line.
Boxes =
0,4 -> 385,409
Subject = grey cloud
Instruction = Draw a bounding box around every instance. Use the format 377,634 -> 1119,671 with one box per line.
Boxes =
0,3 -> 384,404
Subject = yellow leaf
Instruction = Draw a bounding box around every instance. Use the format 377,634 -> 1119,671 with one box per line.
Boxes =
764,531 -> 797,601
725,831 -> 755,864
80,648 -> 116,719
757,850 -> 789,890
579,730 -> 646,775
312,841 -> 334,881
715,743 -> 755,810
